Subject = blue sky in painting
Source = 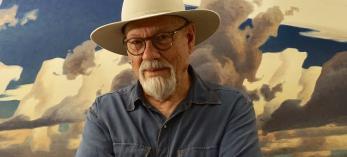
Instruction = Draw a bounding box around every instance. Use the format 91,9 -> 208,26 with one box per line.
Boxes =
240,19 -> 347,68
0,0 -> 122,86
261,25 -> 347,68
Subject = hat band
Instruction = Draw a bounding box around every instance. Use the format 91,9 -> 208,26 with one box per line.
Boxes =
122,9 -> 185,21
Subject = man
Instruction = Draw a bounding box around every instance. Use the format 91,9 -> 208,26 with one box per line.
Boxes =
76,0 -> 262,156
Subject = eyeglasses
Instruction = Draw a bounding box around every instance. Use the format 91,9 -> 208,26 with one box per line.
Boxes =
123,22 -> 190,56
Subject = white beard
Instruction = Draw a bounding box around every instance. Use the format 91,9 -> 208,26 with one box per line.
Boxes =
139,59 -> 176,101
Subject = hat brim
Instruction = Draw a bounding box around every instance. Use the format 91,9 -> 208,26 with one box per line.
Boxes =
90,9 -> 220,55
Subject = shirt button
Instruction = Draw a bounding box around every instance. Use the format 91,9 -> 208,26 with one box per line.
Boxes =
163,125 -> 167,129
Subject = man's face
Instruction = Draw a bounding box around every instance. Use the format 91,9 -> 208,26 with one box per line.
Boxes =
124,16 -> 195,100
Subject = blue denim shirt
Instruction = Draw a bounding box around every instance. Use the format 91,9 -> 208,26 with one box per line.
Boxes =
76,66 -> 261,157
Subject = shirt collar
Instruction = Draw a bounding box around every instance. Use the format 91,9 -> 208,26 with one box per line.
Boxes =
187,65 -> 222,105
126,81 -> 143,111
126,65 -> 222,111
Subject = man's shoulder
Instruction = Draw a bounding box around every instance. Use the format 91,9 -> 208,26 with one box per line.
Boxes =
98,84 -> 135,99
203,81 -> 252,106
205,81 -> 245,97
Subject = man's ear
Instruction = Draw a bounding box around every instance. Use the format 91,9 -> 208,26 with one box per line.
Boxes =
186,24 -> 196,54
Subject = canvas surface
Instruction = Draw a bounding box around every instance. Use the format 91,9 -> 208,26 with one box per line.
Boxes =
1,0 -> 347,156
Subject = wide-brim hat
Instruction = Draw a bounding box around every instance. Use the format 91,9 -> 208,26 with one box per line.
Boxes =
90,0 -> 220,56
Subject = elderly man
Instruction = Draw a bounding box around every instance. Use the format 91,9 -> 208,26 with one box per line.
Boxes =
76,0 -> 261,157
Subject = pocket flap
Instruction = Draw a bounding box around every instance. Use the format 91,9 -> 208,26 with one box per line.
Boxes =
113,143 -> 151,157
178,146 -> 218,157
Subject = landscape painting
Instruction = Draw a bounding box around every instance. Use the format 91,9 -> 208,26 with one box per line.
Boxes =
1,0 -> 347,156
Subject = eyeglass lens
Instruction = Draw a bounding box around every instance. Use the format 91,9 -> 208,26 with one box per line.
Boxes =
126,32 -> 174,55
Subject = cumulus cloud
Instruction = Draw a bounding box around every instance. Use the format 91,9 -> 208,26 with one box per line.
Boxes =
0,62 -> 22,95
260,83 -> 282,101
191,45 -> 238,85
63,40 -> 97,80
0,5 -> 18,29
0,49 -> 128,157
184,0 -> 201,6
297,67 -> 321,106
250,0 -> 347,42
260,125 -> 347,156
247,89 -> 260,101
2,57 -> 84,125
263,51 -> 347,132
117,56 -> 129,65
20,9 -> 38,25
0,48 -> 129,131
0,84 -> 33,101
0,5 -> 39,30
262,99 -> 303,131
252,0 -> 262,7
195,0 -> 284,89
284,6 -> 299,16
300,29 -> 347,43
110,69 -> 136,91
243,49 -> 321,122
0,123 -> 83,156
251,6 -> 283,46
0,115 -> 74,131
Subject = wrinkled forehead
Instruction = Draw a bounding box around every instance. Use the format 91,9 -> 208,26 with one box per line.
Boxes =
123,15 -> 187,35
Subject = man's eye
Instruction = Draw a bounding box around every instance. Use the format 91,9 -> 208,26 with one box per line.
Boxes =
127,39 -> 144,51
154,33 -> 172,43
129,39 -> 143,44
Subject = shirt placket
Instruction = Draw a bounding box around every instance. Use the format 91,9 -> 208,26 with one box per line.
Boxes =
156,121 -> 171,157
153,101 -> 191,157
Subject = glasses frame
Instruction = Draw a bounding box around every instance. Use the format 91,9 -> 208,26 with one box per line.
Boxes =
123,21 -> 191,56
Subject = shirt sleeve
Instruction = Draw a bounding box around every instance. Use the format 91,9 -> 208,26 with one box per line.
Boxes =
219,94 -> 262,157
75,99 -> 114,157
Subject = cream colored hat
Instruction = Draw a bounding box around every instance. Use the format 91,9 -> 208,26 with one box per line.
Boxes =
90,0 -> 220,55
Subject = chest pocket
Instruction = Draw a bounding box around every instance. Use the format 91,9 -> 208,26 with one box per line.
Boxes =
177,146 -> 218,157
113,143 -> 151,157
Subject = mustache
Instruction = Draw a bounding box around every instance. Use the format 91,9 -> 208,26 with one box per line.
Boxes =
140,60 -> 171,70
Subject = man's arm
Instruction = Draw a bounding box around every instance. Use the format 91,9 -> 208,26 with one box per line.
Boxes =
75,101 -> 114,157
219,94 -> 262,157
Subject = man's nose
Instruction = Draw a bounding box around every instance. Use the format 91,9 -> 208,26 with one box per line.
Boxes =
142,40 -> 161,60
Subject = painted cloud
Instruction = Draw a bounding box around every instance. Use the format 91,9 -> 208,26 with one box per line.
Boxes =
0,5 -> 39,30
0,62 -> 22,95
